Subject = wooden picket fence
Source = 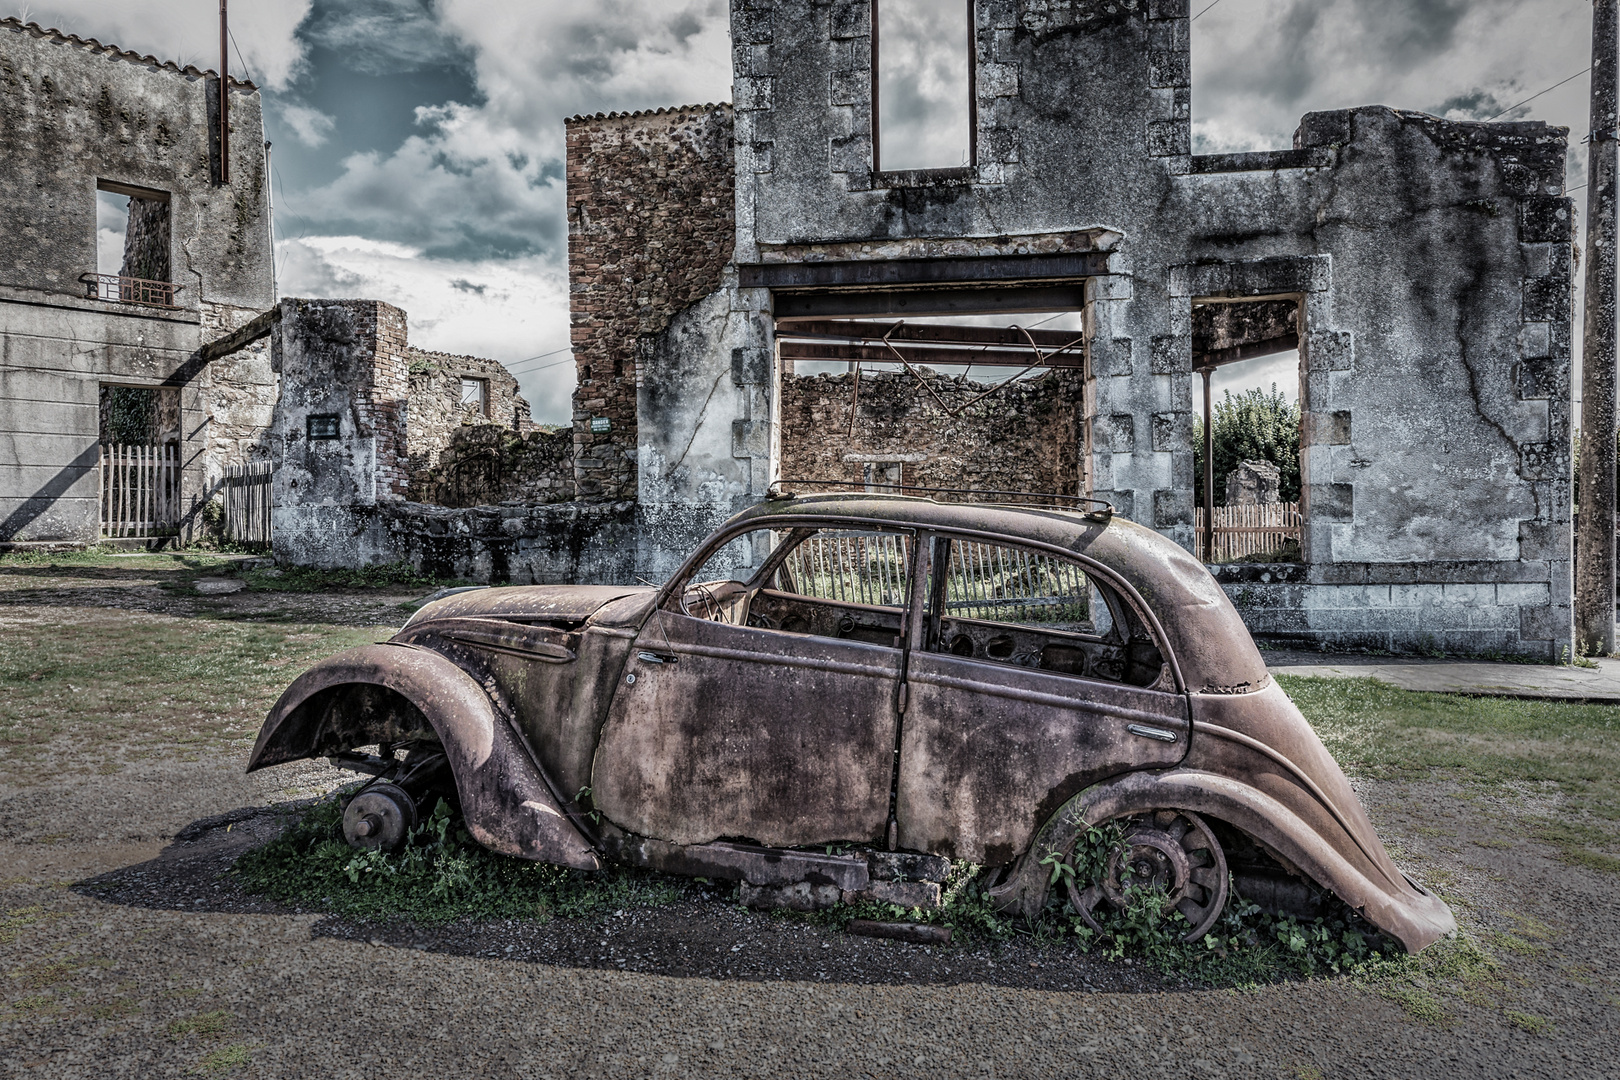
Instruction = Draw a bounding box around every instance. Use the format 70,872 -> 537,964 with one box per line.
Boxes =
220,461 -> 273,546
1196,501 -> 1303,563
99,443 -> 181,538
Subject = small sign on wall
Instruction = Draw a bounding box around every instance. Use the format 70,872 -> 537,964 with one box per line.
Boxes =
307,414 -> 340,439
589,417 -> 612,434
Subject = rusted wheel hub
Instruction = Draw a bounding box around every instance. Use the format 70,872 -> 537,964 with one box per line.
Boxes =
1066,809 -> 1230,942
342,782 -> 417,853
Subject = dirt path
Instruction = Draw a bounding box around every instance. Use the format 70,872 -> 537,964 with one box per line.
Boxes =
0,564 -> 1614,1077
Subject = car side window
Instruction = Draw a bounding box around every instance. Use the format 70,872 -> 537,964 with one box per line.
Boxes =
750,528 -> 912,647
929,538 -> 1166,688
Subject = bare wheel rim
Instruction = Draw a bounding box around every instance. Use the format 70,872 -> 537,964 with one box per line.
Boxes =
1064,809 -> 1230,943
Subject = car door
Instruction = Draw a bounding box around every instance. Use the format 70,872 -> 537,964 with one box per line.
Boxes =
895,533 -> 1190,865
591,523 -> 913,848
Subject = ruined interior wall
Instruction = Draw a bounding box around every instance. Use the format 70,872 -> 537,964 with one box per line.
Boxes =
200,302 -> 277,480
1182,108 -> 1574,657
120,195 -> 170,282
778,369 -> 1081,496
406,425 -> 574,509
566,105 -> 736,500
404,348 -> 532,473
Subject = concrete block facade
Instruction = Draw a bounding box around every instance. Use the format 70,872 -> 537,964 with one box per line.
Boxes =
0,18 -> 274,544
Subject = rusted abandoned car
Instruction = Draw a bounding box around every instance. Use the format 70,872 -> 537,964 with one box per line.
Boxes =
248,491 -> 1455,951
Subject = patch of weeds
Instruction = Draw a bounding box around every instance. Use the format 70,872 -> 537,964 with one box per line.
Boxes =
800,860 -> 1017,944
1379,985 -> 1449,1025
241,563 -> 456,594
195,1043 -> 254,1074
88,997 -> 140,1020
235,796 -> 687,923
1030,826 -> 1401,986
1530,820 -> 1620,874
168,1010 -> 233,1040
1486,930 -> 1545,957
1505,1010 -> 1553,1035
0,905 -> 46,945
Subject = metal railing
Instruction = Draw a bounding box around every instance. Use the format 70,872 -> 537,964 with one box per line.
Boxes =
81,272 -> 178,309
100,443 -> 181,538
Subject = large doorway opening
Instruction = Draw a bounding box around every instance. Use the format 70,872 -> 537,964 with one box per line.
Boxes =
1192,298 -> 1303,563
774,300 -> 1086,501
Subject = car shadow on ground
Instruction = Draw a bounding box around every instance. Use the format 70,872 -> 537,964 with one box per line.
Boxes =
71,802 -> 1195,995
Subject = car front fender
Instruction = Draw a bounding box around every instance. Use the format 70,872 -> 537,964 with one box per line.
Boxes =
247,643 -> 600,870
987,768 -> 1456,953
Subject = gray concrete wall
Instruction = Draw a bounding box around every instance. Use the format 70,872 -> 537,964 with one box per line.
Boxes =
0,19 -> 274,544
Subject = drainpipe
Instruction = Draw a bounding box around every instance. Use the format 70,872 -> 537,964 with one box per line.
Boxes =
1577,0 -> 1618,656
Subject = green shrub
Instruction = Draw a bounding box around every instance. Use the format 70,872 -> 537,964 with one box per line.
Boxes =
1193,385 -> 1301,507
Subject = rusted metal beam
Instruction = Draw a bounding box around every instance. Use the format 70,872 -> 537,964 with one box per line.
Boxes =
777,319 -> 1082,349
780,341 -> 1082,368
773,284 -> 1087,321
741,252 -> 1109,290
1192,332 -> 1300,371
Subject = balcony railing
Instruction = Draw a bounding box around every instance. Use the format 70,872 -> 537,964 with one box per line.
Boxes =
81,272 -> 178,309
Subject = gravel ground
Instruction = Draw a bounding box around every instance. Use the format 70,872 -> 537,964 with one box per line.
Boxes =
1,574 -> 1616,1077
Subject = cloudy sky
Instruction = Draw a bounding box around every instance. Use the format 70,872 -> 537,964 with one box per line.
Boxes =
12,0 -> 1597,420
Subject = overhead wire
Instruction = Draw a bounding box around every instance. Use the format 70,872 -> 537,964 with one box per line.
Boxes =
1483,67 -> 1591,122
1192,0 -> 1225,20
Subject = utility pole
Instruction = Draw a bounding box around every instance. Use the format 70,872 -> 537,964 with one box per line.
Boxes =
1577,0 -> 1618,655
218,0 -> 230,185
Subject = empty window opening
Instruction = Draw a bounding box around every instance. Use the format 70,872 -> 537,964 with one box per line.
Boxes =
1192,299 -> 1303,564
874,0 -> 974,173
864,460 -> 904,492
460,377 -> 490,416
98,384 -> 180,448
92,181 -> 172,307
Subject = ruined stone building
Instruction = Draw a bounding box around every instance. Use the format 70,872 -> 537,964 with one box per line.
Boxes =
3,6 -> 1572,659
0,18 -> 276,543
555,0 -> 1575,658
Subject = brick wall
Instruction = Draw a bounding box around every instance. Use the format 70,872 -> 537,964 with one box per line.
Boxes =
565,104 -> 736,499
406,424 -> 574,508
779,368 -> 1082,497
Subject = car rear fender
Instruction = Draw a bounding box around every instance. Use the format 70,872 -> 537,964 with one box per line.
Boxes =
987,768 -> 1455,953
247,643 -> 599,870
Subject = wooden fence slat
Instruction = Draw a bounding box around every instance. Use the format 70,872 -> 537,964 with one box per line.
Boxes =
1199,501 -> 1302,563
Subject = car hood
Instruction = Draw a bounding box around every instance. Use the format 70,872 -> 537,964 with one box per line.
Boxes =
404,584 -> 652,628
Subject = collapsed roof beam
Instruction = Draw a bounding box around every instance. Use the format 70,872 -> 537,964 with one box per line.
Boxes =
780,341 -> 1083,368
773,284 -> 1087,321
1192,332 -> 1300,371
776,319 -> 1082,349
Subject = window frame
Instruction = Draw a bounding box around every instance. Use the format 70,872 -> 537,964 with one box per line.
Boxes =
870,0 -> 978,180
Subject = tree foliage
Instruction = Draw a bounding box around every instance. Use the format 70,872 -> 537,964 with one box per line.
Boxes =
1193,385 -> 1301,507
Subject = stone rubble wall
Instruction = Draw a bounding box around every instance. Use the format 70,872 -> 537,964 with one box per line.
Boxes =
778,368 -> 1082,497
406,424 -> 575,509
404,347 -> 533,473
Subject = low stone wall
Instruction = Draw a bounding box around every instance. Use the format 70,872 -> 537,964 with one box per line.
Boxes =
1213,562 -> 1564,659
382,500 -> 639,584
407,424 -> 573,508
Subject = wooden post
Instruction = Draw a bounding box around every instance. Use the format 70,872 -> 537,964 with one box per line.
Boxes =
1578,0 -> 1619,656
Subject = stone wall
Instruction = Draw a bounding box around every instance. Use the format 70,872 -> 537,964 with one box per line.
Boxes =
566,105 -> 737,500
406,424 -> 574,508
404,347 -> 533,473
268,298 -> 410,567
779,368 -> 1081,496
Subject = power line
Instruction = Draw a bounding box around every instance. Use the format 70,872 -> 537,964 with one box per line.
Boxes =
1484,67 -> 1591,122
504,347 -> 574,374
1192,0 -> 1225,20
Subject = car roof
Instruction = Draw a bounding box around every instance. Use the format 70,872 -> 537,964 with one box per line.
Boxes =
728,493 -> 1270,694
